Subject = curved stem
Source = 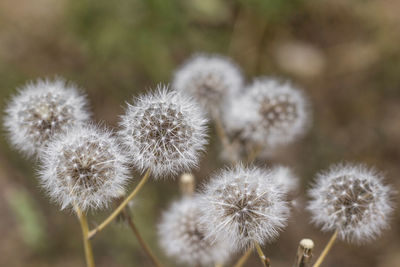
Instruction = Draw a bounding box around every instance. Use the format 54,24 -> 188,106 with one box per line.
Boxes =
123,209 -> 163,267
76,207 -> 95,267
213,111 -> 237,165
88,169 -> 151,239
313,230 -> 338,267
254,242 -> 269,267
233,248 -> 252,267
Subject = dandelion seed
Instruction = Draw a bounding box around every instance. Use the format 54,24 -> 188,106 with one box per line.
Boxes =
39,125 -> 130,211
172,54 -> 243,113
119,86 -> 208,178
3,78 -> 89,157
308,163 -> 394,243
158,197 -> 230,266
199,165 -> 290,250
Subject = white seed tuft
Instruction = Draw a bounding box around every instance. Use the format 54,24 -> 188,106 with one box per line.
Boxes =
271,165 -> 300,194
308,163 -> 394,243
199,165 -> 290,251
172,54 -> 243,113
119,85 -> 208,178
3,78 -> 90,157
39,125 -> 130,211
224,77 -> 310,148
158,197 -> 230,266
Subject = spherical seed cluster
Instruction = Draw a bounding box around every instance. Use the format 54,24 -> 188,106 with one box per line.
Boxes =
200,166 -> 290,250
172,54 -> 243,113
271,165 -> 299,194
119,86 -> 208,178
224,77 -> 310,148
308,164 -> 393,243
39,125 -> 130,211
3,78 -> 89,157
158,197 -> 230,266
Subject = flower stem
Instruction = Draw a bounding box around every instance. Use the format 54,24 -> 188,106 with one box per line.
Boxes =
88,169 -> 151,239
233,248 -> 252,267
313,230 -> 338,267
254,242 -> 270,267
76,207 -> 95,267
123,209 -> 163,267
212,111 -> 236,165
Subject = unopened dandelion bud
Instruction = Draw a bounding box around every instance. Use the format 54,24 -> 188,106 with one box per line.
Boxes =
180,173 -> 195,196
293,238 -> 314,267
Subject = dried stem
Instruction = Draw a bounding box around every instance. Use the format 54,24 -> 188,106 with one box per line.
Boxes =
88,169 -> 151,239
313,230 -> 338,267
293,239 -> 314,267
76,207 -> 95,267
233,248 -> 252,267
212,111 -> 237,165
122,209 -> 163,267
254,242 -> 270,267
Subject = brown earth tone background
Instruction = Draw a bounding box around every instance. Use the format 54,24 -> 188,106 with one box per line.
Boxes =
0,0 -> 399,266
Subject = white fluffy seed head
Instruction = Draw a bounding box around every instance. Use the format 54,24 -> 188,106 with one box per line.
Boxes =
172,54 -> 243,113
224,77 -> 310,148
199,165 -> 290,251
308,163 -> 394,244
3,78 -> 90,157
270,165 -> 300,194
39,125 -> 130,212
158,197 -> 230,266
119,86 -> 208,178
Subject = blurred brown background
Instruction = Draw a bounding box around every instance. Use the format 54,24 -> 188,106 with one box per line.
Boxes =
0,0 -> 399,266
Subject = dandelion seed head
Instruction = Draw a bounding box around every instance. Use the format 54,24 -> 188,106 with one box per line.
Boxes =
119,86 -> 208,178
158,197 -> 230,266
200,165 -> 290,250
39,125 -> 130,211
271,165 -> 299,194
172,54 -> 243,113
3,78 -> 89,157
224,77 -> 310,148
308,163 -> 394,243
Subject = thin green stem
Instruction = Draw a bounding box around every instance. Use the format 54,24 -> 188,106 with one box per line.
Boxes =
123,209 -> 163,267
313,230 -> 338,267
233,248 -> 252,267
254,242 -> 269,267
76,207 -> 95,267
88,169 -> 151,239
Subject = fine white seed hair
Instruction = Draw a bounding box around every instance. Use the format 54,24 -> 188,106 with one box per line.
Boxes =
119,86 -> 208,178
3,78 -> 90,157
199,165 -> 290,251
223,77 -> 310,148
270,165 -> 300,194
172,54 -> 243,114
308,163 -> 394,244
158,197 -> 231,266
39,125 -> 130,211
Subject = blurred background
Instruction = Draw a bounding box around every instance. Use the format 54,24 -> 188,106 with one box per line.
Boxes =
0,0 -> 399,266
